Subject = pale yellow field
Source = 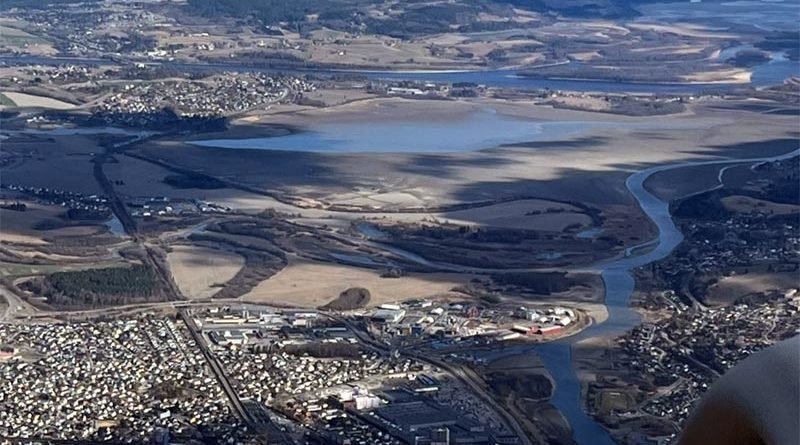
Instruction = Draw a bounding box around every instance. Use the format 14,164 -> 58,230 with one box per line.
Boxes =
721,195 -> 799,215
167,245 -> 245,299
0,23 -> 56,55
437,199 -> 592,232
242,258 -> 470,308
627,23 -> 736,39
569,51 -> 601,62
681,68 -> 751,84
707,272 -> 799,306
630,45 -> 705,55
548,96 -> 613,112
4,248 -> 86,262
0,202 -> 65,245
0,232 -> 47,245
0,92 -> 74,109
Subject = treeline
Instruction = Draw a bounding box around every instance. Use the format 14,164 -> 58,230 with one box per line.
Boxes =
184,0 -> 641,36
283,342 -> 361,358
215,221 -> 280,242
0,0 -> 100,11
0,202 -> 26,211
361,4 -> 481,37
186,0 -> 326,25
211,249 -> 286,299
163,173 -> 225,190
320,287 -> 371,311
34,219 -> 85,231
189,220 -> 289,299
384,238 -> 545,269
755,31 -> 800,61
490,271 -> 575,294
187,0 -> 481,38
383,224 -> 541,243
64,207 -> 111,221
86,108 -> 227,131
674,167 -> 800,222
487,371 -> 553,400
551,96 -> 686,117
22,265 -> 162,309
673,190 -> 730,221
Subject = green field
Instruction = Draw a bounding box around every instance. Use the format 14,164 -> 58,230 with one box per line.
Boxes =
0,25 -> 47,47
0,259 -> 125,278
0,93 -> 16,107
595,390 -> 635,415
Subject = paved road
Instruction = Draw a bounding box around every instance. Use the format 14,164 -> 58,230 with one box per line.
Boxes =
92,135 -> 185,301
0,284 -> 36,322
330,314 -> 537,445
413,350 -> 539,445
179,310 -> 252,423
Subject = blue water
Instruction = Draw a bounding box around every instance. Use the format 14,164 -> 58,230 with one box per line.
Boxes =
637,0 -> 800,32
537,148 -> 800,445
358,56 -> 798,93
717,44 -> 800,86
576,227 -> 604,239
3,55 -> 797,94
751,54 -> 800,86
191,111 -> 616,153
103,215 -> 127,237
358,68 -> 739,94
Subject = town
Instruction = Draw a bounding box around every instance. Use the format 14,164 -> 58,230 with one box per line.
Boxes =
585,155 -> 800,444
0,182 -> 233,225
1,0 -> 798,444
0,300 -> 581,444
94,72 -> 315,119
0,314 -> 244,443
588,289 -> 800,443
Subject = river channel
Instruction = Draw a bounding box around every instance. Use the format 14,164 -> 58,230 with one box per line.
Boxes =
536,148 -> 800,445
3,53 -> 797,94
7,116 -> 799,445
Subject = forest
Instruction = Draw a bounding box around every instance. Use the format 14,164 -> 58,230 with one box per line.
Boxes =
22,265 -> 164,309
184,0 -> 644,38
490,271 -> 575,294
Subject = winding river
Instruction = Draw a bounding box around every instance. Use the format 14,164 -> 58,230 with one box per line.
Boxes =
345,147 -> 800,444
3,54 -> 797,94
8,113 -> 799,445
538,148 -> 800,445
6,43 -> 798,442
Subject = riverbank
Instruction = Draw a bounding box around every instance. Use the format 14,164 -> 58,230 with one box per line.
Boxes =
539,145 -> 800,445
128,96 -> 796,219
3,54 -> 796,94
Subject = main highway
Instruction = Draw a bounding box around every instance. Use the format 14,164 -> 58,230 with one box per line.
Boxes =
179,310 -> 252,424
329,313 -> 538,445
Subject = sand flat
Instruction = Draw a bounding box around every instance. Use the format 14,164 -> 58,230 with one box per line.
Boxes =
438,199 -> 592,232
1,92 -> 74,109
242,259 -> 469,308
167,245 -> 245,299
